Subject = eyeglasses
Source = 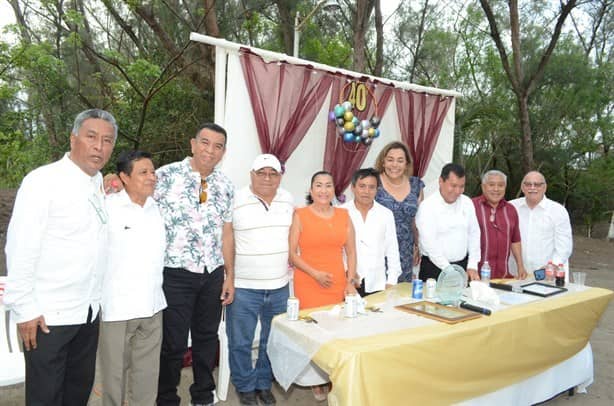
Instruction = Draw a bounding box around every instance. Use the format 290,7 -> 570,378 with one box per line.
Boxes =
534,269 -> 546,281
199,179 -> 208,204
253,170 -> 280,179
523,181 -> 545,188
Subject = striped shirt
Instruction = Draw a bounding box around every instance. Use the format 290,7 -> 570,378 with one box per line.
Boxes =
472,196 -> 521,278
232,186 -> 294,289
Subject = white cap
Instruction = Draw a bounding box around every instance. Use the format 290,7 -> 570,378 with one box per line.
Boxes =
251,154 -> 281,172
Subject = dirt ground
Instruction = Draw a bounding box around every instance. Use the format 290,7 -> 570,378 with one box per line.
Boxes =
1,188 -> 613,405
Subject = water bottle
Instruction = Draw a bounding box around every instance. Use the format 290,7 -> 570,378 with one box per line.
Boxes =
545,261 -> 556,283
480,261 -> 491,284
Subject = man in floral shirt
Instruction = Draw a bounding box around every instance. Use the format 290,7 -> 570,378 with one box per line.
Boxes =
155,123 -> 235,406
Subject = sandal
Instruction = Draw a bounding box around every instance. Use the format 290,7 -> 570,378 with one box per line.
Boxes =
311,384 -> 328,402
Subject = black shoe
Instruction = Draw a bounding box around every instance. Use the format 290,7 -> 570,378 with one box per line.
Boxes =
256,389 -> 276,405
237,391 -> 258,406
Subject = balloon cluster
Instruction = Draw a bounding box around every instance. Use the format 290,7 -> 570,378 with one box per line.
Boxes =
329,101 -> 381,146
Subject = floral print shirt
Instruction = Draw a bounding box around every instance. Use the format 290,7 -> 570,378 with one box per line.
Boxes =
154,157 -> 234,274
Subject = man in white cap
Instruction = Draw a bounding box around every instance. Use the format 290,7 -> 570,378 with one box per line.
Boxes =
227,154 -> 294,405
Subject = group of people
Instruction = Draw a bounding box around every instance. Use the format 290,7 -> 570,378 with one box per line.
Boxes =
3,109 -> 572,406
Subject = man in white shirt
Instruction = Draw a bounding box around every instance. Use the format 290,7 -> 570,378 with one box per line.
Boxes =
227,154 -> 294,406
99,150 -> 167,405
416,163 -> 481,281
342,168 -> 401,295
510,171 -> 573,278
4,109 -> 117,404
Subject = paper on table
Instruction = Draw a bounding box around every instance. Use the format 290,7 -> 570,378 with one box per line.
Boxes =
498,292 -> 540,305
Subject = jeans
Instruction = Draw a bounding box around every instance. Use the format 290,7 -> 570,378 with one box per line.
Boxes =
226,285 -> 289,392
157,266 -> 224,406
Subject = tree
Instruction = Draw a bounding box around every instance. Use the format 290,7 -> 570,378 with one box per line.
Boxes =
478,0 -> 578,173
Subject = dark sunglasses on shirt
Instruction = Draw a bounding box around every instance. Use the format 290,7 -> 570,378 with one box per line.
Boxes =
533,269 -> 546,281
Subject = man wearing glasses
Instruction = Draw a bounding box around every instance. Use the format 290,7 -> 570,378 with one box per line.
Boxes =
155,123 -> 235,406
472,170 -> 527,280
510,171 -> 573,280
4,109 -> 117,404
227,154 -> 293,406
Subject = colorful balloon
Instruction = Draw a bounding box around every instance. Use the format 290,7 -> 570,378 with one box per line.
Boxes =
342,101 -> 352,111
329,111 -> 336,121
374,128 -> 381,138
361,119 -> 371,130
363,137 -> 373,146
337,126 -> 346,136
343,121 -> 355,132
336,118 -> 345,126
343,132 -> 355,142
343,111 -> 354,122
370,116 -> 381,127
368,127 -> 375,137
334,105 -> 345,118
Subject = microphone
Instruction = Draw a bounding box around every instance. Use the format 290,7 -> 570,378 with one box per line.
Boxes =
459,301 -> 492,316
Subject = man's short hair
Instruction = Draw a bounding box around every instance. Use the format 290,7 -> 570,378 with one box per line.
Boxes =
440,163 -> 465,180
72,109 -> 118,140
481,169 -> 507,184
195,123 -> 227,144
351,167 -> 381,187
116,150 -> 153,176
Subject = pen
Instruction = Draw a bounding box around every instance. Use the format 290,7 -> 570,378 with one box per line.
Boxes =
459,301 -> 492,316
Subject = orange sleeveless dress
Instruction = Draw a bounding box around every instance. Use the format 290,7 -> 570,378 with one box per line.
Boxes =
294,206 -> 349,309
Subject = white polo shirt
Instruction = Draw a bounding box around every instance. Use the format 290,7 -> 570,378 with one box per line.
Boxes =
101,190 -> 167,322
232,186 -> 294,290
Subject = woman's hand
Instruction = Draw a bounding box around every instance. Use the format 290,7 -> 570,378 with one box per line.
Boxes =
344,280 -> 358,295
312,270 -> 333,288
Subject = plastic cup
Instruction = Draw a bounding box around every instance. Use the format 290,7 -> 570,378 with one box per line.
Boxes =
572,272 -> 586,286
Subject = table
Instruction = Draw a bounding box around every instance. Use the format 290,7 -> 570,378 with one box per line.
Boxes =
268,283 -> 612,405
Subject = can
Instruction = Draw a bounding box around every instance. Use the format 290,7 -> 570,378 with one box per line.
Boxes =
425,278 -> 436,299
412,279 -> 424,299
344,294 -> 358,318
287,297 -> 299,321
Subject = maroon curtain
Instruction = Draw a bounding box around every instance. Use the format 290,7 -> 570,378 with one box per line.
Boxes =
394,89 -> 453,177
240,49 -> 334,167
323,77 -> 393,200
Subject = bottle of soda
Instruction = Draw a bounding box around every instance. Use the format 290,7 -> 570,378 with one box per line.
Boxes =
480,261 -> 491,284
555,263 -> 565,287
545,261 -> 556,283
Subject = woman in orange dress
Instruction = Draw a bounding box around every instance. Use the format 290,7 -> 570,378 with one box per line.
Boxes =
289,171 -> 358,310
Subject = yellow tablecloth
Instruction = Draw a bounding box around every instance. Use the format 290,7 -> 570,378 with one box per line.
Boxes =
311,284 -> 612,406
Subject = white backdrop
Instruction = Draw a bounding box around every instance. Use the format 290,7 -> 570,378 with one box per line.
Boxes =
218,50 -> 456,205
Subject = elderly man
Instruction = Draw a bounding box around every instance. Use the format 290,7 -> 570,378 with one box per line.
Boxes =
510,171 -> 573,278
156,123 -> 235,406
227,154 -> 294,406
99,150 -> 167,406
4,109 -> 116,404
416,163 -> 481,281
472,170 -> 527,279
341,168 -> 401,296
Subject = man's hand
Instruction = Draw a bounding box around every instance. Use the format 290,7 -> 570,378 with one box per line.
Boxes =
517,265 -> 528,280
220,278 -> 235,305
18,316 -> 50,351
103,173 -> 123,194
467,268 -> 480,281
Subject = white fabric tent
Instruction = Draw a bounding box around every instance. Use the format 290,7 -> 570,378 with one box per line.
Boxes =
189,34 -> 461,204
